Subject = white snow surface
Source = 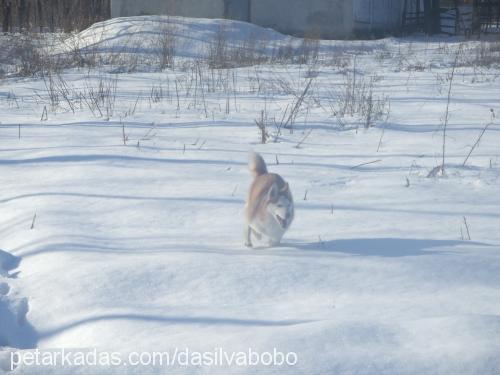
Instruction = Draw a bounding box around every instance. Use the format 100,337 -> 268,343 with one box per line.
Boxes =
1,16 -> 500,374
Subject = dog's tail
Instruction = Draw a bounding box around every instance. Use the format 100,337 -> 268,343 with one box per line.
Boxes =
249,152 -> 268,177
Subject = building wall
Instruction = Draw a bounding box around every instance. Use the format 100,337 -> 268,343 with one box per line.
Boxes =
251,0 -> 354,39
353,0 -> 403,36
111,0 -> 404,39
225,0 -> 251,22
111,0 -> 226,19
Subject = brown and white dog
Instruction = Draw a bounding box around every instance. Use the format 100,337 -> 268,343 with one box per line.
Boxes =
244,152 -> 294,247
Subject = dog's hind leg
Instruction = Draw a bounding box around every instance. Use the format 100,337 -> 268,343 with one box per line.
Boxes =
244,226 -> 253,248
251,229 -> 262,241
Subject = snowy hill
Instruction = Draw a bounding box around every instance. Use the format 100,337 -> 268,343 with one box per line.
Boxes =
1,15 -> 500,374
57,15 -> 292,60
55,15 -> 391,66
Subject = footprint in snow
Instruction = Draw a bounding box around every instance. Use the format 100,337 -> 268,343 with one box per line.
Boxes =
0,349 -> 18,372
0,250 -> 37,350
16,298 -> 29,326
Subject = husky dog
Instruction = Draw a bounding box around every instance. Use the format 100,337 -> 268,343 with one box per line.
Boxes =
244,152 -> 294,247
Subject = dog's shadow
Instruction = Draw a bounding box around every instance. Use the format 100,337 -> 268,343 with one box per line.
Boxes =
283,238 -> 491,257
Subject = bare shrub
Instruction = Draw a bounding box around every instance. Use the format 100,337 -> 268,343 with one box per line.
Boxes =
149,83 -> 164,104
12,32 -> 44,76
428,44 -> 463,178
324,72 -> 390,129
39,71 -> 119,117
60,31 -> 100,68
1,32 -> 76,77
296,37 -> 320,65
230,33 -> 268,67
270,40 -> 295,64
463,109 -> 496,167
467,41 -> 500,68
83,74 -> 118,118
254,109 -> 269,144
282,77 -> 315,132
269,38 -> 319,65
156,21 -> 176,70
41,71 -> 66,111
405,61 -> 429,72
208,25 -> 229,69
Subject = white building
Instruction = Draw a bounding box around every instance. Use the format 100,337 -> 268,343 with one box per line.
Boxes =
110,0 -> 404,39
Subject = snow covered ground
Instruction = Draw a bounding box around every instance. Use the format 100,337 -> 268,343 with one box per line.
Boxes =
1,16 -> 500,374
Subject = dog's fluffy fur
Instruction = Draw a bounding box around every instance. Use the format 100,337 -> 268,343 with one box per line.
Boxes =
244,152 -> 294,247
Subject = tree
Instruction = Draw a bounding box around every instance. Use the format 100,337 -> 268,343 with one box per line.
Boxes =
0,0 -> 110,33
2,0 -> 12,32
18,0 -> 26,29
